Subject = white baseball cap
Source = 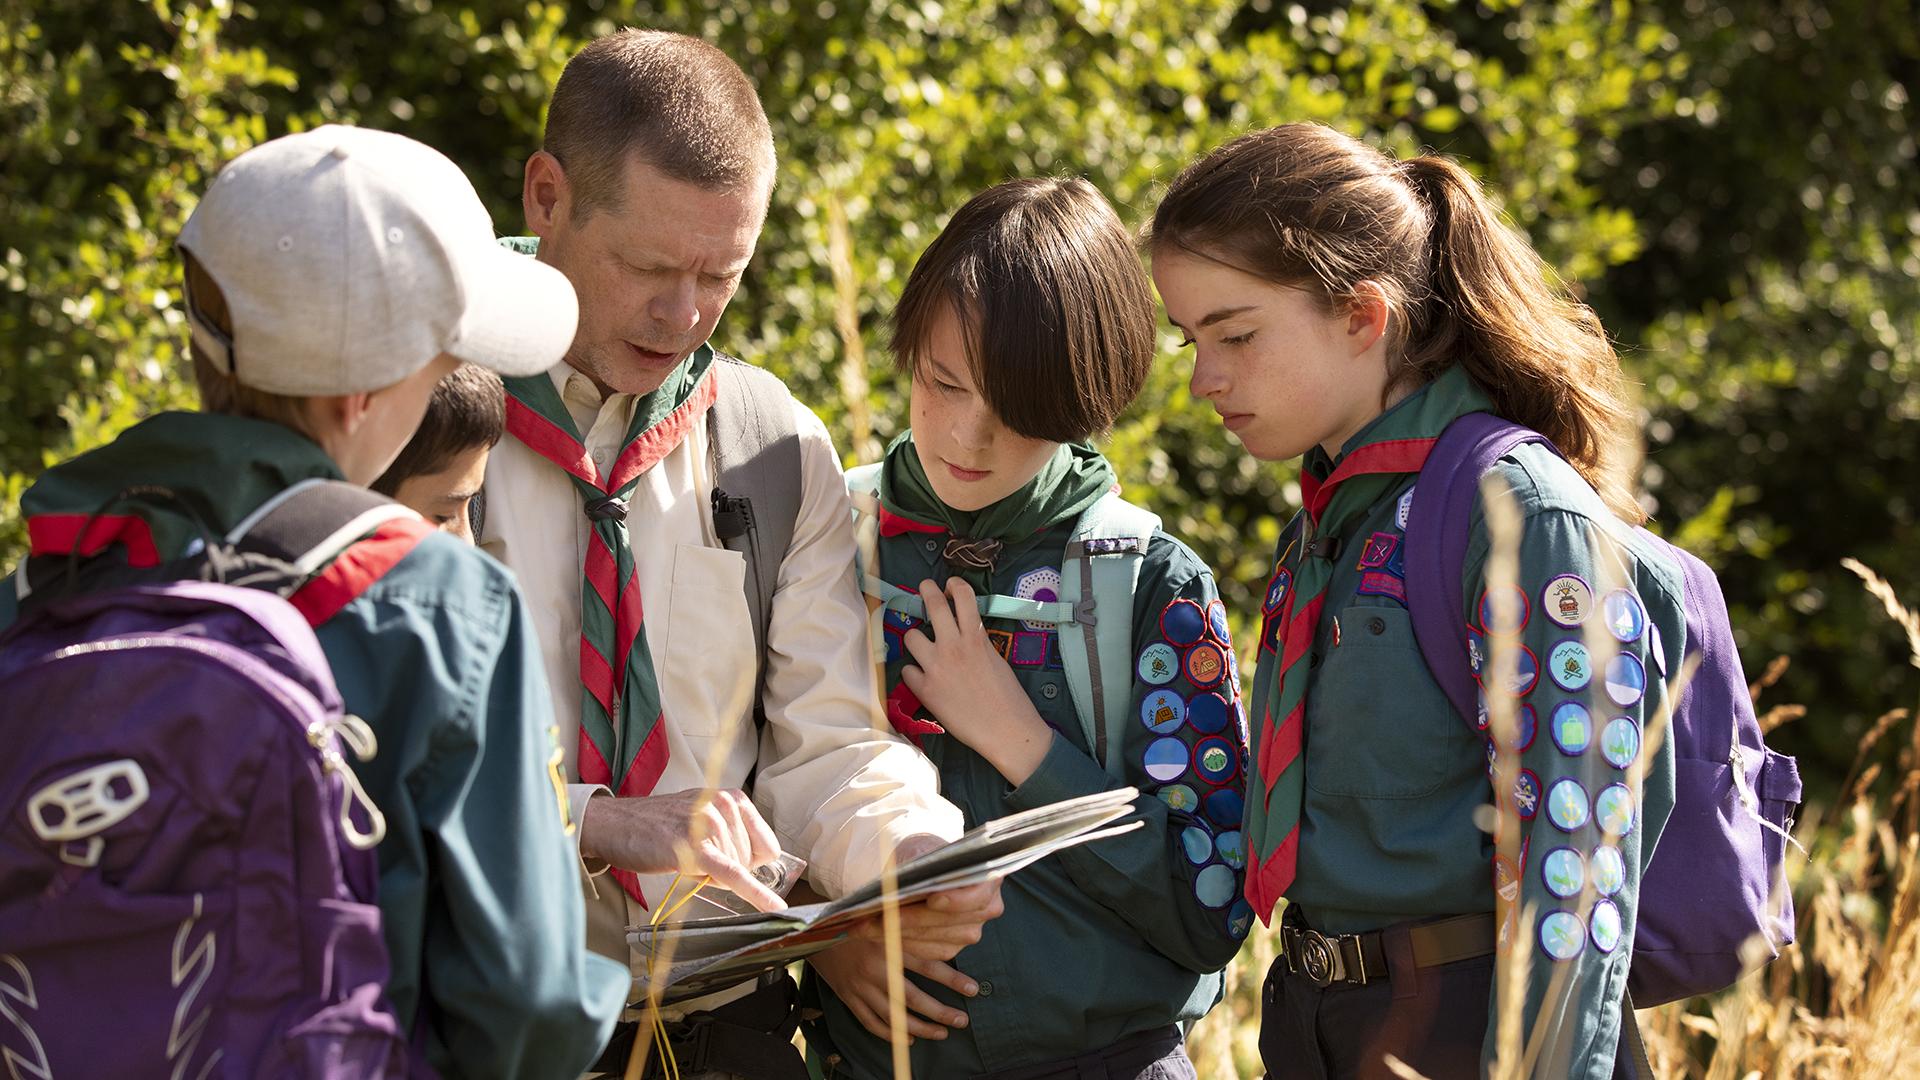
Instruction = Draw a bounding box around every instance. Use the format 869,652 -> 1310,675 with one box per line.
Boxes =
178,124 -> 575,395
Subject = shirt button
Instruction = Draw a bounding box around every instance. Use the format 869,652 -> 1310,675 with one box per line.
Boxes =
976,980 -> 994,997
1368,617 -> 1387,636
923,539 -> 939,554
1310,650 -> 1323,668
1041,683 -> 1059,700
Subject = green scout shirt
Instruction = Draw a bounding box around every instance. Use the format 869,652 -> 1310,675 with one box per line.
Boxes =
1255,367 -> 1682,1079
2,413 -> 628,1079
807,489 -> 1252,1078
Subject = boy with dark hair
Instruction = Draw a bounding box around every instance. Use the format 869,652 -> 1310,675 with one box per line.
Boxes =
372,363 -> 505,543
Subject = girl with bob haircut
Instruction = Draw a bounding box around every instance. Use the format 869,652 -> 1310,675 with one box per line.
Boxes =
1149,123 -> 1685,1078
802,177 -> 1252,1079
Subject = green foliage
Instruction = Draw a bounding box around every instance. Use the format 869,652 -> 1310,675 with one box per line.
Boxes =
1,0 -> 1915,791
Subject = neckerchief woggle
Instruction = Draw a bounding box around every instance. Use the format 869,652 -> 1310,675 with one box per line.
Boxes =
1243,365 -> 1494,923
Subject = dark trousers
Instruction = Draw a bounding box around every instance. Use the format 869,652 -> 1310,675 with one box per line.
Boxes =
974,1025 -> 1196,1080
1259,947 -> 1494,1080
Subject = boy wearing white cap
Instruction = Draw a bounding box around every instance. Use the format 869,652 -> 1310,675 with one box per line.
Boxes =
0,125 -> 780,1077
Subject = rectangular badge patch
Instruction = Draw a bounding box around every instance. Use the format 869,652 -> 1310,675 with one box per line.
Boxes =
1356,570 -> 1408,604
1357,531 -> 1400,571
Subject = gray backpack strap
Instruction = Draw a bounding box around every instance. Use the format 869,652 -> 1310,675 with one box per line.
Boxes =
1058,492 -> 1161,778
227,478 -> 417,576
707,354 -> 804,731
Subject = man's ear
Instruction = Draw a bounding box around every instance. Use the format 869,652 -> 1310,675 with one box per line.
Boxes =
1344,280 -> 1392,358
523,150 -> 569,239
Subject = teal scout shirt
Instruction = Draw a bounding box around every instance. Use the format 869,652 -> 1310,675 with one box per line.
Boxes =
3,413 -> 628,1079
807,500 -> 1252,1078
1254,369 -> 1683,1079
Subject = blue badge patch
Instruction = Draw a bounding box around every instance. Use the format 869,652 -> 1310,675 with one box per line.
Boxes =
1180,824 -> 1215,865
1141,689 -> 1186,734
1550,701 -> 1592,756
1604,653 -> 1647,707
1215,829 -> 1247,870
1476,686 -> 1492,732
1590,898 -> 1623,954
1542,574 -> 1595,629
1045,633 -> 1065,670
1265,568 -> 1292,615
1158,784 -> 1200,814
1546,778 -> 1591,832
1205,787 -> 1244,830
1601,716 -> 1640,769
1194,736 -> 1238,785
1514,769 -> 1542,820
1356,570 -> 1408,604
1195,864 -> 1237,909
1138,642 -> 1180,686
1396,488 -> 1415,529
1509,703 -> 1538,753
1010,630 -> 1049,668
1161,599 -> 1209,646
1184,642 -> 1227,689
1479,585 -> 1530,637
884,632 -> 903,664
1487,645 -> 1540,698
1485,737 -> 1499,781
1143,737 -> 1191,783
1467,629 -> 1488,679
1261,611 -> 1283,655
1187,691 -> 1231,735
1539,910 -> 1587,962
1542,847 -> 1586,899
1602,589 -> 1647,644
1207,599 -> 1232,644
1228,900 -> 1254,939
1548,640 -> 1593,692
1357,531 -> 1400,570
1595,782 -> 1635,837
1590,844 -> 1626,896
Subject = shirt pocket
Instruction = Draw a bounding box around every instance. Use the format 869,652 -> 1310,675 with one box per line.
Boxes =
1304,604 -> 1472,799
662,543 -> 755,740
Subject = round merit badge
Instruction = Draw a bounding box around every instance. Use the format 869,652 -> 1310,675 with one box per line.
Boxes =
1194,736 -> 1238,785
1507,703 -> 1538,753
1542,574 -> 1595,628
1590,898 -> 1623,953
1601,716 -> 1640,769
1207,599 -> 1232,644
1184,642 -> 1227,688
1550,701 -> 1592,756
1194,863 -> 1237,909
1513,769 -> 1542,820
1594,783 -> 1636,836
1205,787 -> 1244,829
1475,686 -> 1492,732
1479,584 -> 1530,637
1143,737 -> 1190,783
1539,910 -> 1587,962
1157,784 -> 1200,814
1215,829 -> 1247,869
1546,778 -> 1591,832
1467,628 -> 1488,679
1542,847 -> 1586,899
1265,568 -> 1292,614
1548,640 -> 1593,692
1495,645 -> 1540,697
1181,824 -> 1214,865
1228,900 -> 1254,938
1141,688 -> 1186,734
1590,844 -> 1626,896
1161,598 -> 1209,646
1186,691 -> 1231,735
1602,588 -> 1647,643
1138,642 -> 1180,686
1604,653 -> 1647,707
1014,566 -> 1063,632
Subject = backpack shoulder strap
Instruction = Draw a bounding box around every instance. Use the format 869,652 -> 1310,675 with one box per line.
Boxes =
230,478 -> 432,627
844,462 -> 899,666
1059,491 -> 1161,778
707,354 -> 805,726
1401,413 -> 1558,728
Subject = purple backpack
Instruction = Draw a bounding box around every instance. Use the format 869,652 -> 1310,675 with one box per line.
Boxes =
0,483 -> 423,1077
1404,413 -> 1802,1007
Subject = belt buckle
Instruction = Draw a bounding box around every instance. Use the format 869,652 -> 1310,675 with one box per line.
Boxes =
1298,929 -> 1344,987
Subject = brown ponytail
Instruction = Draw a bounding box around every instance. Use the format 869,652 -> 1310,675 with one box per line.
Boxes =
1147,124 -> 1645,523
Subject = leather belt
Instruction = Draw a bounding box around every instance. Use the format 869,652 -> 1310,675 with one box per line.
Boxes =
1279,912 -> 1494,988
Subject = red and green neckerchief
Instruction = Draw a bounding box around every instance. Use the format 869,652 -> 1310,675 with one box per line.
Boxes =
503,348 -> 718,903
1243,365 -> 1493,923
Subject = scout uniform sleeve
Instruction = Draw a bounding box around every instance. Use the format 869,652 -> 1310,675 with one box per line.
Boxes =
318,543 -> 627,1080
1467,505 -> 1682,1079
747,404 -> 964,897
1003,535 -> 1253,973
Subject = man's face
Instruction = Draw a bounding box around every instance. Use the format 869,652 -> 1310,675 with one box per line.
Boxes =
538,156 -> 768,397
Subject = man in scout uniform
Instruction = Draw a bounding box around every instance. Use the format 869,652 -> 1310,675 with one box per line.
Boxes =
482,29 -> 987,1077
1,126 -> 637,1078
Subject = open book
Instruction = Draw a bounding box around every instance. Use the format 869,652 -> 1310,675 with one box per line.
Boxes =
628,787 -> 1143,1004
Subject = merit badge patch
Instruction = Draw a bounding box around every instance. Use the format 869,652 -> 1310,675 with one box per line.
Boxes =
1513,769 -> 1542,820
1590,844 -> 1626,896
1601,716 -> 1640,769
1508,703 -> 1538,753
1184,642 -> 1227,689
1550,701 -> 1592,756
1590,898 -> 1623,954
1045,633 -> 1065,670
1479,585 -> 1531,637
1264,567 -> 1292,615
1467,628 -> 1488,679
1594,782 -> 1636,837
1396,487 -> 1415,530
1548,640 -> 1593,693
1143,737 -> 1191,783
1542,574 -> 1594,629
1194,736 -> 1239,785
1542,847 -> 1586,899
1014,566 -> 1064,632
1539,910 -> 1587,962
1485,645 -> 1540,698
987,628 -> 1014,660
1494,854 -> 1522,953
1357,531 -> 1400,570
1161,598 -> 1209,646
1207,599 -> 1232,644
1010,630 -> 1050,668
1602,588 -> 1647,644
1158,784 -> 1200,814
1205,787 -> 1244,830
1228,901 -> 1254,939
1141,688 -> 1186,734
1186,691 -> 1232,735
1194,864 -> 1237,909
1181,824 -> 1215,865
1475,686 -> 1492,732
1138,642 -> 1180,686
1356,570 -> 1407,604
1546,778 -> 1592,832
1215,829 -> 1247,870
1604,653 -> 1647,707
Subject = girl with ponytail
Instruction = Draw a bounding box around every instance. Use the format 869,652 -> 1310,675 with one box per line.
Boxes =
1149,123 -> 1683,1078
